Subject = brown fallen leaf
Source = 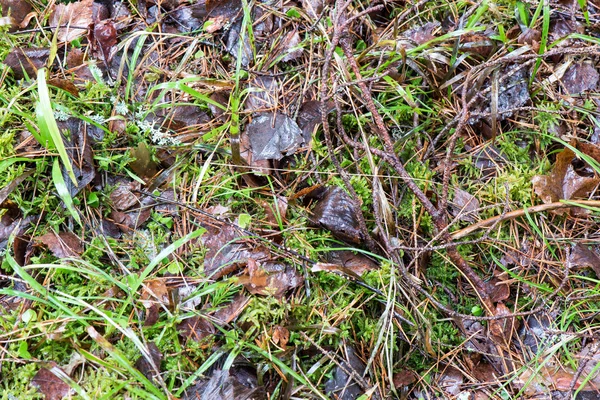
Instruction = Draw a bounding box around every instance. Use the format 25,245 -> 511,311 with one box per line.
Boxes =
181,369 -> 264,400
271,325 -> 289,349
212,293 -> 250,325
532,146 -> 599,208
50,0 -> 94,43
569,243 -> 600,278
0,0 -> 33,31
140,279 -> 170,326
36,231 -> 83,259
129,142 -> 159,181
310,186 -> 363,244
134,342 -> 162,383
91,20 -> 117,63
4,48 -> 51,80
237,259 -> 303,298
450,188 -> 480,223
561,62 -> 599,95
31,365 -> 71,400
178,315 -> 215,343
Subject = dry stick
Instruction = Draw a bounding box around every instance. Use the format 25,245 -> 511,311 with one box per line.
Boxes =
450,200 -> 600,240
339,37 -> 498,315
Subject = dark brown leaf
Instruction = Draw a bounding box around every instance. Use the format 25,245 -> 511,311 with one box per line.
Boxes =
405,22 -> 439,45
271,325 -> 289,349
182,369 -> 265,400
486,276 -> 510,303
393,369 -> 417,388
321,250 -> 379,276
561,62 -> 599,94
324,346 -> 366,400
245,76 -> 277,113
212,293 -> 250,325
0,170 -> 33,208
206,0 -> 241,22
569,244 -> 600,278
48,78 -> 80,97
178,315 -> 215,343
37,232 -> 83,259
92,20 -> 117,63
280,30 -> 303,62
237,259 -> 303,298
31,366 -> 71,400
310,186 -> 362,244
58,119 -> 98,195
4,48 -> 51,80
134,342 -> 162,383
140,278 -> 170,326
0,0 -> 33,30
532,146 -> 600,206
110,180 -> 141,211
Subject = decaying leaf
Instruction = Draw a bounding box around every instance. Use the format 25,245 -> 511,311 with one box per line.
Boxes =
310,186 -> 363,244
134,342 -> 162,383
182,369 -> 264,400
110,180 -> 141,211
140,278 -> 170,326
561,62 -> 599,95
31,366 -> 71,400
91,20 -> 117,63
0,0 -> 33,31
405,22 -> 440,45
324,346 -> 366,400
280,30 -> 303,62
212,293 -> 250,325
245,76 -> 278,113
36,231 -> 83,259
569,243 -> 600,278
532,146 -> 599,207
4,48 -> 51,80
178,315 -> 215,343
246,113 -> 304,161
237,259 -> 303,298
50,0 -> 94,43
324,250 -> 378,276
450,188 -> 480,222
129,142 -> 159,181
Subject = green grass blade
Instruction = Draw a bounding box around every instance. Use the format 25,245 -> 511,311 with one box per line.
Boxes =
52,158 -> 82,227
37,69 -> 77,185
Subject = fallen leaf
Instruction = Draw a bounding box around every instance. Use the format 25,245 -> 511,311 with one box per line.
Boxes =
212,293 -> 250,325
91,20 -> 117,63
405,22 -> 440,45
182,369 -> 264,400
393,369 -> 417,388
237,259 -> 303,298
324,346 -> 366,400
438,366 -> 464,396
129,142 -> 159,181
280,30 -> 303,62
450,188 -> 480,222
271,325 -> 289,349
37,231 -> 83,258
50,0 -> 94,43
178,315 -> 215,343
532,146 -> 599,207
569,244 -> 600,278
110,180 -> 141,211
324,250 -> 378,276
140,279 -> 170,326
134,342 -> 162,383
31,366 -> 71,400
245,76 -> 278,113
226,19 -> 252,66
310,186 -> 363,244
0,0 -> 32,31
4,48 -> 51,80
561,62 -> 599,94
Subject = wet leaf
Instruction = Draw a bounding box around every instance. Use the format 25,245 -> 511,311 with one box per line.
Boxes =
438,366 -> 464,396
206,0 -> 241,23
324,346 -> 366,400
226,19 -> 253,66
178,315 -> 215,343
569,244 -> 600,278
393,369 -> 417,388
237,259 -> 303,298
271,325 -> 289,349
518,313 -> 554,356
4,48 -> 51,80
324,250 -> 378,276
31,366 -> 71,400
110,180 -> 141,211
36,231 -> 83,259
212,293 -> 250,325
49,0 -> 94,43
246,113 -> 304,160
92,20 -> 117,63
134,342 -> 162,383
182,369 -> 264,400
405,22 -> 440,45
48,78 -> 80,97
561,62 -> 599,94
310,186 -> 362,244
0,170 -> 33,207
532,146 -> 600,206
201,223 -> 270,279
140,278 -> 170,326
245,76 -> 278,113
0,0 -> 33,31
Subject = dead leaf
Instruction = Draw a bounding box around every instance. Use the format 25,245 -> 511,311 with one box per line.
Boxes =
237,259 -> 303,298
110,180 -> 141,211
324,346 -> 366,400
31,366 -> 71,400
4,48 -> 51,80
182,369 -> 264,400
561,62 -> 599,94
450,188 -> 480,222
212,294 -> 250,325
280,30 -> 303,62
517,28 -> 541,52
393,369 -> 417,388
48,79 -> 80,97
324,250 -> 378,276
178,315 -> 215,343
310,186 -> 363,244
37,232 -> 83,259
438,366 -> 464,396
271,325 -> 289,349
92,20 -> 117,63
135,342 -> 162,383
140,279 -> 170,326
226,19 -> 252,66
0,0 -> 32,31
532,146 -> 599,207
245,76 -> 278,113
569,243 -> 600,278
405,22 -> 439,45
50,0 -> 94,43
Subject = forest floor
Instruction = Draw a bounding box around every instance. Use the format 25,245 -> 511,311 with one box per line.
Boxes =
2,0 -> 600,399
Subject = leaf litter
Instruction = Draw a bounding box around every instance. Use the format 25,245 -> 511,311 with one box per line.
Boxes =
4,0 -> 600,398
